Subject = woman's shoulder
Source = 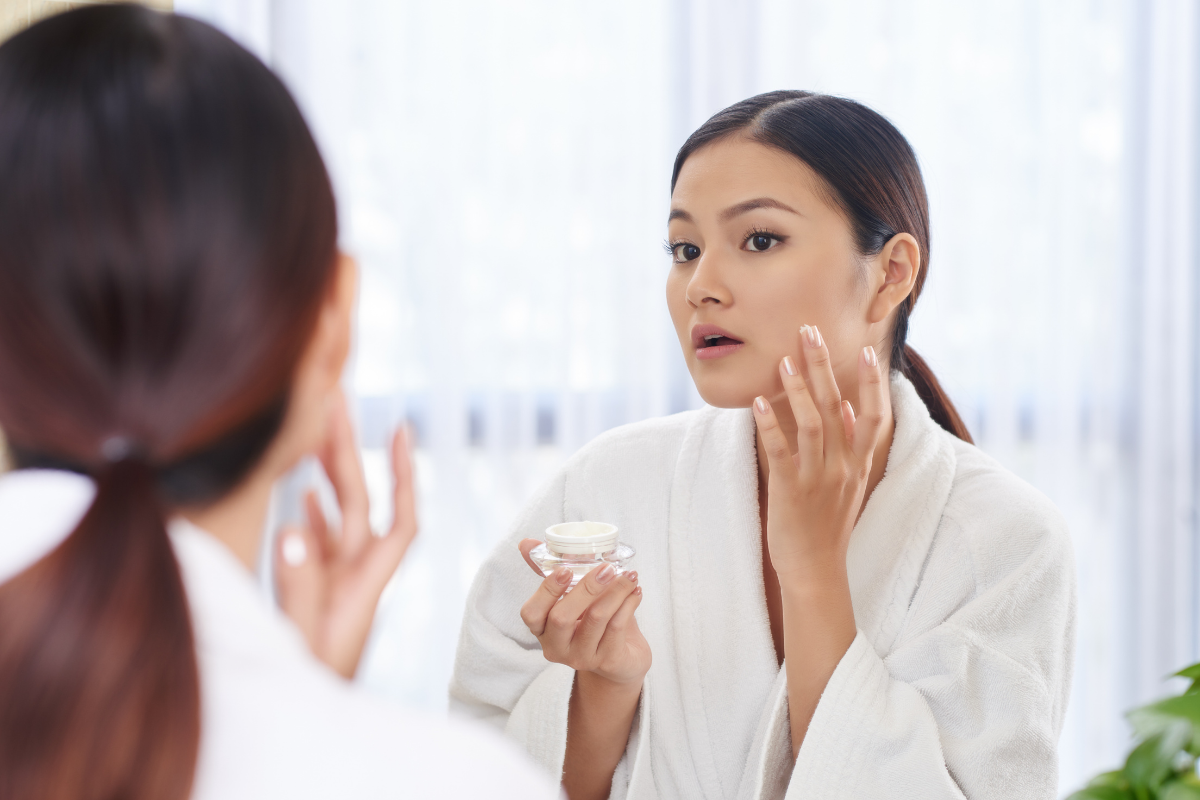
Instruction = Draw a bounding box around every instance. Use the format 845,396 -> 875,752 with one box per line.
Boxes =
195,655 -> 557,799
940,433 -> 1074,587
0,469 -> 93,585
169,524 -> 557,799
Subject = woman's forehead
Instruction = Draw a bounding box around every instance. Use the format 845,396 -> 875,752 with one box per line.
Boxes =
670,137 -> 833,220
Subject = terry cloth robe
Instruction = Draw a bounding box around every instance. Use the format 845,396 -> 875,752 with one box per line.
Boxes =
450,373 -> 1077,800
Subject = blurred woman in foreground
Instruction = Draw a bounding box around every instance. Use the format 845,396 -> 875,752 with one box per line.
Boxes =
0,6 -> 556,799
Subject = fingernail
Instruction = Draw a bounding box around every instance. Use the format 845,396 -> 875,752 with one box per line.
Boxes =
863,345 -> 878,367
633,586 -> 643,596
846,402 -> 856,422
553,567 -> 572,585
626,570 -> 639,583
782,356 -> 797,376
281,533 -> 307,567
595,563 -> 615,584
807,326 -> 822,347
754,396 -> 769,413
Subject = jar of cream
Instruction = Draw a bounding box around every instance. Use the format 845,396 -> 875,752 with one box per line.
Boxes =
529,521 -> 635,589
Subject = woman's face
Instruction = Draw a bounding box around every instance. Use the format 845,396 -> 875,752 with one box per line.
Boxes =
666,136 -> 874,410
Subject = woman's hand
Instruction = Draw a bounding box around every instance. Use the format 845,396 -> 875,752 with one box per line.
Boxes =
516,541 -> 651,686
754,326 -> 886,586
275,392 -> 418,678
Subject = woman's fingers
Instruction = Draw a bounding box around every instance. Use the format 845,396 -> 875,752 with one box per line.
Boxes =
797,325 -> 848,459
752,395 -> 800,484
596,583 -> 643,653
779,355 -> 822,477
318,391 -> 371,557
543,563 -> 621,652
519,566 -> 572,637
275,524 -> 325,647
347,425 -> 420,595
852,345 -> 886,461
354,514 -> 414,603
384,426 -> 418,548
304,490 -> 335,562
391,424 -> 420,537
569,571 -> 639,659
519,538 -> 546,575
841,400 -> 855,441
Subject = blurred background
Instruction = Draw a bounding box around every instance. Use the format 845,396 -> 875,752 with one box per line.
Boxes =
5,0 -> 1195,795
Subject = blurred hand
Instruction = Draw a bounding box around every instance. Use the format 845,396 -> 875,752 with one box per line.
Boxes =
275,392 -> 418,678
517,540 -> 651,688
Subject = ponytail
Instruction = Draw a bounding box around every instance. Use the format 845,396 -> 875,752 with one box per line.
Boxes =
897,346 -> 973,444
889,305 -> 972,443
0,460 -> 200,800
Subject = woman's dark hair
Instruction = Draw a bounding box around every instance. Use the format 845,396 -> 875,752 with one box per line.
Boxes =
0,6 -> 338,800
671,91 -> 972,442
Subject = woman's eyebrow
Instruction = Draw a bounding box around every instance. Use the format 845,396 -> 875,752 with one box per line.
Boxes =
668,208 -> 693,223
719,197 -> 800,221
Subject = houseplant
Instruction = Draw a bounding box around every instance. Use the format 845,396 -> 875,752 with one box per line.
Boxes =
1070,664 -> 1200,799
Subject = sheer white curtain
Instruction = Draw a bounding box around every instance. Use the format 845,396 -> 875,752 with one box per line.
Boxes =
176,0 -> 1198,794
1127,0 -> 1199,754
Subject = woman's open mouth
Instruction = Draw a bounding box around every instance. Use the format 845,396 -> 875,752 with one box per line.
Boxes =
691,324 -> 745,360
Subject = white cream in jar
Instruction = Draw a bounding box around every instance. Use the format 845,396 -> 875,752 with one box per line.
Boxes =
528,521 -> 635,589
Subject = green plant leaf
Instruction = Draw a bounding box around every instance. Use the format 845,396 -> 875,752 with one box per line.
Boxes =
1130,695 -> 1200,754
1071,663 -> 1200,798
1161,779 -> 1200,800
1065,786 -> 1135,800
1174,667 -> 1200,700
1125,735 -> 1178,792
1136,694 -> 1200,728
1088,771 -> 1132,789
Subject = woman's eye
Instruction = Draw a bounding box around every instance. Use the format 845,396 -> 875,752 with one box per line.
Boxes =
672,243 -> 701,262
745,233 -> 780,252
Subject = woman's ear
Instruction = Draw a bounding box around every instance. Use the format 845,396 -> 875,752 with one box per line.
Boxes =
866,233 -> 919,324
305,252 -> 358,393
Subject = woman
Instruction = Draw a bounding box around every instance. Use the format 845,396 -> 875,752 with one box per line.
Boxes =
0,7 -> 556,800
452,91 -> 1076,799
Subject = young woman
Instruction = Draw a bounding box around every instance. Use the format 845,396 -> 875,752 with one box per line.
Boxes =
452,91 -> 1076,800
0,7 -> 557,800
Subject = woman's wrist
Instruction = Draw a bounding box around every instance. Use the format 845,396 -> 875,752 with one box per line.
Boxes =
777,561 -> 855,628
778,568 -> 856,646
577,666 -> 646,700
773,551 -> 851,597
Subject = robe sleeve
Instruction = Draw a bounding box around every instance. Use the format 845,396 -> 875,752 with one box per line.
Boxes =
782,515 -> 1076,800
449,472 -> 575,780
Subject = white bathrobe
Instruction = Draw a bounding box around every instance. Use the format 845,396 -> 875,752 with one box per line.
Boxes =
450,374 -> 1076,800
0,470 -> 560,800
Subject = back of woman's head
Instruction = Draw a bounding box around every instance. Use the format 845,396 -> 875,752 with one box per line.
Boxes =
672,91 -> 971,442
0,5 -> 338,799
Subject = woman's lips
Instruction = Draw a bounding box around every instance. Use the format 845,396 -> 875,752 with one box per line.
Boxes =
691,323 -> 745,360
695,341 -> 745,360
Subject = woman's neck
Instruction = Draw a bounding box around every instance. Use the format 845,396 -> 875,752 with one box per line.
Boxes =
181,463 -> 277,571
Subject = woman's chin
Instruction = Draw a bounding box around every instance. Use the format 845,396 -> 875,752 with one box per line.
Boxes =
692,384 -> 762,410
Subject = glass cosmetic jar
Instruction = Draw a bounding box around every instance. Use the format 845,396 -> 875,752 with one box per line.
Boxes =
529,521 -> 635,589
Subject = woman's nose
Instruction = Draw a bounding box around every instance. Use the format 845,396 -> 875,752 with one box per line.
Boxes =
685,254 -> 733,308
